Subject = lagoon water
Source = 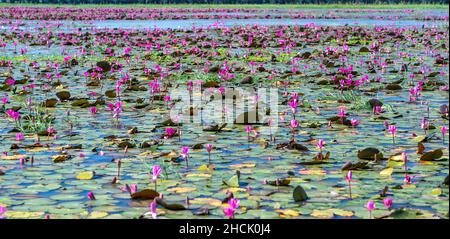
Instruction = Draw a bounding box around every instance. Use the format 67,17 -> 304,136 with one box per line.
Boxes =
92,18 -> 448,29
2,17 -> 447,33
0,7 -> 448,219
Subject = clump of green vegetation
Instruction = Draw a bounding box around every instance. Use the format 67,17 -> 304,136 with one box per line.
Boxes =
217,48 -> 229,57
246,55 -> 271,62
276,52 -> 292,63
0,54 -> 104,64
16,104 -> 54,134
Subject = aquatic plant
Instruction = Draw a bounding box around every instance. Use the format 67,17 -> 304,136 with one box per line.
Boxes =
388,125 -> 397,145
367,201 -> 376,219
0,6 -> 447,220
290,119 -> 298,140
205,144 -> 213,164
223,198 -> 240,219
346,170 -> 352,199
150,200 -> 158,219
87,191 -> 96,200
442,126 -> 447,144
0,206 -> 7,219
181,146 -> 190,168
383,197 -> 393,210
152,165 -> 162,191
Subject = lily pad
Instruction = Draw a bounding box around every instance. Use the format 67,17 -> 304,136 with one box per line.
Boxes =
131,189 -> 160,200
293,185 -> 308,202
420,149 -> 443,161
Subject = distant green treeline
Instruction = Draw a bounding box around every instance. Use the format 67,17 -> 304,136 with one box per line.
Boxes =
0,0 -> 448,5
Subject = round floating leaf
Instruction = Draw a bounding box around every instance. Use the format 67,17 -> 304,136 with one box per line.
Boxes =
131,189 -> 160,200
189,198 -> 222,207
76,171 -> 95,180
293,185 -> 308,202
358,148 -> 383,160
276,209 -> 300,218
155,198 -> 186,211
229,163 -> 256,169
420,149 -> 443,161
186,173 -> 211,178
4,211 -> 45,219
167,187 -> 197,194
1,154 -> 27,160
88,211 -> 109,219
223,175 -> 239,188
380,168 -> 394,177
311,209 -> 334,219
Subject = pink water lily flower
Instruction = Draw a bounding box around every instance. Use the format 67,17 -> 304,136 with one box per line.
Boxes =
350,119 -> 360,127
130,184 -> 138,194
87,191 -> 96,200
245,126 -> 252,142
181,146 -> 190,168
290,119 -> 299,129
228,198 -> 240,210
289,100 -> 298,114
165,127 -> 176,138
404,174 -> 412,184
150,200 -> 157,219
218,86 -> 225,95
223,207 -> 235,219
388,125 -> 397,135
6,109 -> 20,121
206,144 -> 213,153
374,106 -> 382,114
388,125 -> 397,145
442,126 -> 447,144
245,125 -> 252,133
420,117 -> 428,133
345,170 -> 353,198
19,157 -> 25,166
206,143 -> 213,164
164,95 -> 171,102
383,197 -> 393,210
346,170 -> 352,182
367,201 -> 376,211
223,197 -> 240,219
6,78 -> 15,86
367,200 -> 376,219
152,165 -> 162,182
90,106 -> 98,115
1,96 -> 8,104
16,133 -> 24,141
316,139 -> 324,151
181,146 -> 189,158
0,206 -> 7,219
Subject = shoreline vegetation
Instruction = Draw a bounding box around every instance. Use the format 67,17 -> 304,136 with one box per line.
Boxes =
0,3 -> 448,10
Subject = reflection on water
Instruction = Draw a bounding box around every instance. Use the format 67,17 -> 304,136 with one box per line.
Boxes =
1,16 -> 448,33
93,18 -> 448,29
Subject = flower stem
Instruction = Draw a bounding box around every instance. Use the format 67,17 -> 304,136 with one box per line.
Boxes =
348,181 -> 352,199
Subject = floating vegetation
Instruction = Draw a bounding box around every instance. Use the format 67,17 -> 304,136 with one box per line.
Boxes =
0,6 -> 448,220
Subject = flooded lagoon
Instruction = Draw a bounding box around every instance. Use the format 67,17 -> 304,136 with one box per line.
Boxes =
0,6 -> 448,219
